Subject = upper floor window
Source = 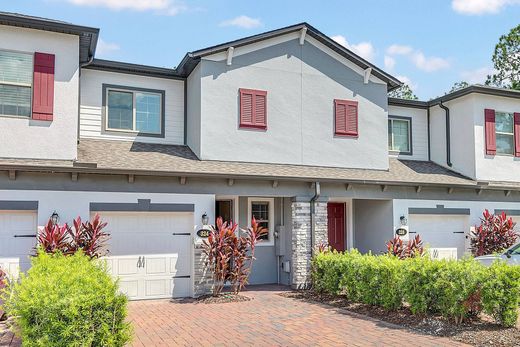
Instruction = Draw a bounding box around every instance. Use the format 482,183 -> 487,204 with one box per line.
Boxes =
0,50 -> 33,117
334,99 -> 358,137
495,112 -> 514,155
104,85 -> 164,137
388,117 -> 412,155
239,88 -> 267,129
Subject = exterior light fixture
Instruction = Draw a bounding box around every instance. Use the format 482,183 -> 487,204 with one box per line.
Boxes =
201,213 -> 209,226
400,215 -> 408,226
51,211 -> 60,225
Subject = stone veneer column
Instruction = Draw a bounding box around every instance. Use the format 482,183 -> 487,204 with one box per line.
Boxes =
291,199 -> 328,289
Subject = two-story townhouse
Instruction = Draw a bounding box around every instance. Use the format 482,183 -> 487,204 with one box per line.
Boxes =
1,12 -> 520,300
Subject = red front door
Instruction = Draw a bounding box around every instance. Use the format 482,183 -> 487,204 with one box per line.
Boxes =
327,203 -> 345,251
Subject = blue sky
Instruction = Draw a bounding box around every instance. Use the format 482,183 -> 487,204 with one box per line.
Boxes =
2,0 -> 519,99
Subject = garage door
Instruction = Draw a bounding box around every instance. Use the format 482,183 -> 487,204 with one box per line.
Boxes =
409,214 -> 469,259
98,212 -> 193,300
0,211 -> 37,273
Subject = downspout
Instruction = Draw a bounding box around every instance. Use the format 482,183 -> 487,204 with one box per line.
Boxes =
77,55 -> 95,145
310,181 -> 320,256
439,101 -> 452,167
427,107 -> 431,161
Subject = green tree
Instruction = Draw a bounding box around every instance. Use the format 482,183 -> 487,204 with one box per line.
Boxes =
449,81 -> 469,93
486,24 -> 520,90
388,84 -> 418,100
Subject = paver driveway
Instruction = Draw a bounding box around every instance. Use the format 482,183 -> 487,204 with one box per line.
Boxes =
129,285 -> 467,347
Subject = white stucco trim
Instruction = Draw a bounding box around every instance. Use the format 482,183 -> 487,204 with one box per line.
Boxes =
247,197 -> 275,246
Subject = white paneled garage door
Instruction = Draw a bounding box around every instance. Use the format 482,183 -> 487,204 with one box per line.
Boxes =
0,211 -> 37,273
99,212 -> 193,300
409,214 -> 469,259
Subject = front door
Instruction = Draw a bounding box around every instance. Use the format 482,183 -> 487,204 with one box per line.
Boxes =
327,203 -> 345,251
216,200 -> 234,224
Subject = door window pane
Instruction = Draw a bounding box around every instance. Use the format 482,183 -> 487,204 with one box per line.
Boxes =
107,91 -> 133,130
251,202 -> 270,240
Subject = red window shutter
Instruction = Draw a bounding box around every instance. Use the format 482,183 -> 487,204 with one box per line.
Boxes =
32,52 -> 55,121
334,99 -> 358,137
514,112 -> 520,157
484,108 -> 496,155
239,88 -> 267,129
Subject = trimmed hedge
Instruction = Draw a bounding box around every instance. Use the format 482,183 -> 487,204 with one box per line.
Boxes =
2,251 -> 131,347
312,250 -> 520,327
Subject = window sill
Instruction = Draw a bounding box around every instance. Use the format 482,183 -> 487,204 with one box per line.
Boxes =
256,241 -> 274,247
239,124 -> 267,130
0,114 -> 31,120
103,128 -> 164,138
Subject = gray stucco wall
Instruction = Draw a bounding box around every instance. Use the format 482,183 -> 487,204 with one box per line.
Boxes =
197,38 -> 389,170
186,64 -> 201,157
353,199 -> 393,254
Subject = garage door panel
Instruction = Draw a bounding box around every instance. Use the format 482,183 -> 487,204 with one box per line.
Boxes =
0,212 -> 37,273
409,214 -> 468,259
97,211 -> 193,300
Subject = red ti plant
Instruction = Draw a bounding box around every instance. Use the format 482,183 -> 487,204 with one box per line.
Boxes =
387,234 -> 425,259
37,214 -> 109,259
470,209 -> 518,256
37,219 -> 71,255
202,217 -> 267,296
69,214 -> 109,258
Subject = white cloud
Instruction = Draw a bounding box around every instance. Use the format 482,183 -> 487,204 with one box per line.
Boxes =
396,75 -> 418,91
386,44 -> 450,72
96,38 -> 120,57
384,55 -> 395,70
452,0 -> 520,15
460,66 -> 495,84
410,51 -> 450,72
386,44 -> 413,55
219,15 -> 262,29
66,0 -> 187,15
332,35 -> 376,62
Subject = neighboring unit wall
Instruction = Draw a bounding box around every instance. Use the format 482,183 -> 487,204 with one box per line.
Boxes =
388,105 -> 429,161
186,64 -> 202,157
0,25 -> 79,160
79,69 -> 185,145
429,97 -> 476,179
353,199 -> 393,254
196,35 -> 389,170
472,94 -> 520,182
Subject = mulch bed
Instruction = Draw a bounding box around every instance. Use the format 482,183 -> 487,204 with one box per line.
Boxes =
193,293 -> 252,304
281,290 -> 520,347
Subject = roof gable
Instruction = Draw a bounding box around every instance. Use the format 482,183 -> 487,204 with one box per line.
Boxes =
176,22 -> 402,91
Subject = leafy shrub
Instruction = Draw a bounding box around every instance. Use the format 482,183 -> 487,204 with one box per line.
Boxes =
202,217 -> 267,296
3,251 -> 131,347
312,250 -> 520,327
313,251 -> 402,310
386,235 -> 425,259
37,214 -> 109,258
481,261 -> 520,327
470,210 -> 518,256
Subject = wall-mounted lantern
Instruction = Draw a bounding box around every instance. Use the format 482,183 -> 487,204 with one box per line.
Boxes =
51,211 -> 60,225
201,212 -> 209,226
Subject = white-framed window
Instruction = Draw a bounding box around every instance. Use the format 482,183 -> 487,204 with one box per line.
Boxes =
105,87 -> 163,135
495,111 -> 514,155
247,197 -> 274,246
0,50 -> 33,118
388,117 -> 412,155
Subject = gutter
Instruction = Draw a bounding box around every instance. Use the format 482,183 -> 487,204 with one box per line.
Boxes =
439,101 -> 452,167
427,107 -> 431,161
310,181 -> 320,256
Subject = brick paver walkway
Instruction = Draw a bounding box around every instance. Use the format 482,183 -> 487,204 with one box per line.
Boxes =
0,285 -> 468,346
128,286 -> 468,347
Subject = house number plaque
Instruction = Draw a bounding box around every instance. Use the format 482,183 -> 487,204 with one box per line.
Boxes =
196,229 -> 210,238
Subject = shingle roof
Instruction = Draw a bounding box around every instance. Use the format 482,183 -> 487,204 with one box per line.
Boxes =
0,139 -> 466,187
